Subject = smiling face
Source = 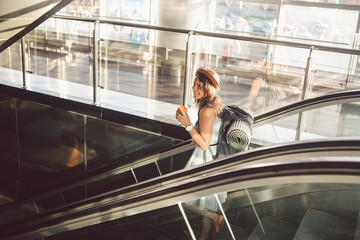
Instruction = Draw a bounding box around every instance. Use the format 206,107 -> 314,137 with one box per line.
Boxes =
192,77 -> 205,100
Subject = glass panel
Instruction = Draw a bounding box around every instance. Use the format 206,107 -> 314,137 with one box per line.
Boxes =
292,0 -> 360,5
0,138 -> 191,225
11,97 -> 179,195
17,99 -> 85,195
313,49 -> 360,93
302,102 -> 360,139
58,0 -> 152,23
77,142 -> 191,199
0,95 -> 18,203
338,102 -> 360,136
252,114 -> 299,146
27,182 -> 360,240
157,149 -> 193,175
99,0 -> 151,23
98,25 -> 186,105
349,54 -> 360,90
191,35 -> 306,115
0,203 -> 38,226
20,20 -> 93,102
310,50 -> 355,98
45,204 -> 186,240
279,5 -> 358,45
21,20 -> 188,108
0,41 -> 22,72
252,101 -> 360,145
0,41 -> 23,86
86,116 -> 179,170
58,0 -> 100,18
215,1 -> 279,37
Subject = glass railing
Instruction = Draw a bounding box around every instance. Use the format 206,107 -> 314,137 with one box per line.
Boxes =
0,92 -> 182,206
252,90 -> 360,145
1,15 -> 360,122
0,138 -> 359,240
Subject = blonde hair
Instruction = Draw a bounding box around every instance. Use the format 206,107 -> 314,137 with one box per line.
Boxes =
194,73 -> 224,117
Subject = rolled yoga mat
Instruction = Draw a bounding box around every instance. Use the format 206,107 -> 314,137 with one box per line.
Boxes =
226,119 -> 252,150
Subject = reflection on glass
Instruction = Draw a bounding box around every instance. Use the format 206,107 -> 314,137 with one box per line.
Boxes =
32,183 -> 360,240
252,114 -> 298,146
1,1 -> 359,122
304,103 -> 360,138
0,95 -> 18,201
97,27 -> 186,104
252,101 -> 360,145
214,2 -> 278,38
291,0 -> 360,6
191,37 -> 305,115
182,193 -> 229,240
25,21 -> 93,88
311,51 -> 349,96
0,42 -> 22,86
86,116 -> 177,169
17,99 -> 85,193
0,93 -> 184,221
0,204 -> 38,227
279,5 -> 357,45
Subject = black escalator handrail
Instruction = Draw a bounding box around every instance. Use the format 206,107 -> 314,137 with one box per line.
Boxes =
254,89 -> 360,127
1,138 -> 360,240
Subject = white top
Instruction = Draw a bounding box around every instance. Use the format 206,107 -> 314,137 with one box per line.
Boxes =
185,107 -> 222,167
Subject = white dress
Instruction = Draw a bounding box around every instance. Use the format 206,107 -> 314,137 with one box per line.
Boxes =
185,107 -> 227,212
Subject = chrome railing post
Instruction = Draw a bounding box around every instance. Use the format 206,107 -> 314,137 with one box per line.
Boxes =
296,46 -> 314,140
84,115 -> 88,199
183,31 -> 193,107
178,202 -> 197,240
20,37 -> 26,88
266,25 -> 278,75
14,98 -> 22,198
215,194 -> 236,240
92,20 -> 100,105
345,33 -> 359,87
246,188 -> 266,236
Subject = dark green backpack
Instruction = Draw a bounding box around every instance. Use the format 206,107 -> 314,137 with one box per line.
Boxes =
216,105 -> 254,159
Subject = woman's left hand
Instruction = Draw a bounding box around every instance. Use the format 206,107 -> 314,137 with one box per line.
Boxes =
176,109 -> 192,127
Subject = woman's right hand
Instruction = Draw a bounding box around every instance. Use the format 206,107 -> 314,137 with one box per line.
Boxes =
176,108 -> 191,127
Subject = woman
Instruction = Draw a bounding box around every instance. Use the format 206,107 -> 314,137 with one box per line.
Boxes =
176,68 -> 226,239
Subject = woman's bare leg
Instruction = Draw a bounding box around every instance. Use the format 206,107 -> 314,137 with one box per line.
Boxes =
183,203 -> 225,238
199,217 -> 212,240
183,203 -> 217,222
245,78 -> 262,107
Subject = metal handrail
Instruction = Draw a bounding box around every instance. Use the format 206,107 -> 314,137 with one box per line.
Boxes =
52,14 -> 360,55
48,14 -> 360,122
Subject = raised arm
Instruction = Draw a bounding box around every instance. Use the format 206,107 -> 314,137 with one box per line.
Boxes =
176,107 -> 215,151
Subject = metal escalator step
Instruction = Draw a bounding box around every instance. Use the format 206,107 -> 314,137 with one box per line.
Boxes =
294,208 -> 355,240
247,215 -> 297,240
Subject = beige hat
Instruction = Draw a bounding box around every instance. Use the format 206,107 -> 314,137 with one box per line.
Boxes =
196,68 -> 220,90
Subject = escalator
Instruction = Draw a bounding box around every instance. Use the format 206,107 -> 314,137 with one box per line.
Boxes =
0,90 -> 188,212
0,138 -> 360,240
0,89 -> 359,239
